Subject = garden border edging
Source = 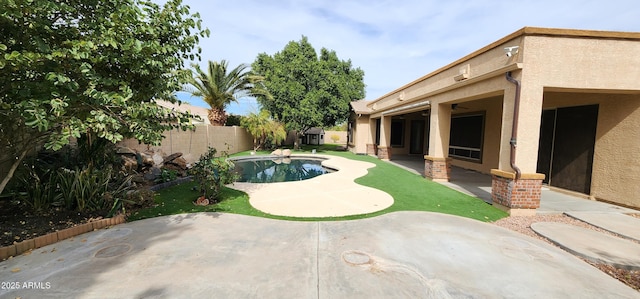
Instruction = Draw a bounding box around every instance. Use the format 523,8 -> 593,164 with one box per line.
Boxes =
0,214 -> 126,261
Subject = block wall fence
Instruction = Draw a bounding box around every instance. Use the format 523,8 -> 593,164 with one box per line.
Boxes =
118,124 -> 253,163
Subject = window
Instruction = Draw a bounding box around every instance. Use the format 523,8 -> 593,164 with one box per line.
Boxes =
391,119 -> 404,147
449,113 -> 484,162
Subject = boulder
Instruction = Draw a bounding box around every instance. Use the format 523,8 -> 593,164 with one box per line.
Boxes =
282,149 -> 292,157
138,152 -> 154,166
166,157 -> 187,170
121,155 -> 138,172
163,152 -> 183,164
143,171 -> 158,181
131,174 -> 146,183
152,153 -> 164,167
116,146 -> 136,155
271,149 -> 283,156
195,196 -> 209,206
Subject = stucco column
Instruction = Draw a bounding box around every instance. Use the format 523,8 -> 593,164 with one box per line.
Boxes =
366,118 -> 377,156
492,73 -> 545,216
425,103 -> 452,181
377,115 -> 392,160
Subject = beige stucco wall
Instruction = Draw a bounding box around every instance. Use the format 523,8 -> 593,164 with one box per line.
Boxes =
352,28 -> 640,208
449,96 -> 503,174
523,36 -> 640,91
349,115 -> 371,154
543,92 -> 640,208
118,124 -> 253,163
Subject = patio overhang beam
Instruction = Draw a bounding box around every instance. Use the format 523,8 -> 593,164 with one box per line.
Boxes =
381,100 -> 431,117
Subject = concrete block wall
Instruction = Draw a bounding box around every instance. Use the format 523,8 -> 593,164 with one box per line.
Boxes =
118,124 -> 253,163
324,131 -> 348,144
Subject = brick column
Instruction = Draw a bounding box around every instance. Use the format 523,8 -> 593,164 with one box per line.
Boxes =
491,169 -> 545,216
424,156 -> 451,182
366,143 -> 377,156
377,146 -> 391,160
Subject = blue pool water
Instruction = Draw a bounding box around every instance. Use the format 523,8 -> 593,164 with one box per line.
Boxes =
231,156 -> 332,183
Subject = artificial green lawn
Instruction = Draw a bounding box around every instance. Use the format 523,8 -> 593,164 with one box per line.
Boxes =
128,144 -> 508,222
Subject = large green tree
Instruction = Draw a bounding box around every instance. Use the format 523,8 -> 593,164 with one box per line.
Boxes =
184,60 -> 270,126
0,0 -> 209,194
252,36 -> 365,147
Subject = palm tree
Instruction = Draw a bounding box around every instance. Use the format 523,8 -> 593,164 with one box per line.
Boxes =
184,60 -> 270,126
241,110 -> 286,150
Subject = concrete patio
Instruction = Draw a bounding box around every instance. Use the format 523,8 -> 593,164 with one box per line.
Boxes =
388,156 -> 639,215
2,212 -> 637,298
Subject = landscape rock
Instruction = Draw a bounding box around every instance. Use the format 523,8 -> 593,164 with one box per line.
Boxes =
116,146 -> 137,155
163,152 -> 183,164
131,174 -> 146,183
152,153 -> 164,167
195,196 -> 209,206
271,149 -> 283,156
167,157 -> 187,170
282,149 -> 292,157
139,152 -> 154,166
121,155 -> 138,172
143,171 -> 157,181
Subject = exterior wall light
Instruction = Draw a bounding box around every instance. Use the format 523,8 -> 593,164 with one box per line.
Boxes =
504,46 -> 519,57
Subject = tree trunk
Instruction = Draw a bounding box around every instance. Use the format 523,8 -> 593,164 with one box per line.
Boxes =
208,108 -> 228,126
0,148 -> 28,195
294,131 -> 301,150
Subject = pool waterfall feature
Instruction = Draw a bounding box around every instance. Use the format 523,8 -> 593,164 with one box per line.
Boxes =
230,155 -> 335,183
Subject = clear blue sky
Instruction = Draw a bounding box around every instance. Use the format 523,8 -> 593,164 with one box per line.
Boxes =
167,0 -> 639,115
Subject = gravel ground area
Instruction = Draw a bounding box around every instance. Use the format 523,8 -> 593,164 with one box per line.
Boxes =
493,214 -> 640,291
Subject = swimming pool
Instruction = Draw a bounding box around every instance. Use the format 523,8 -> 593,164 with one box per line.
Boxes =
231,156 -> 333,183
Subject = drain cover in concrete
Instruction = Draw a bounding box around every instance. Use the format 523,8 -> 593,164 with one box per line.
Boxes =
531,222 -> 640,270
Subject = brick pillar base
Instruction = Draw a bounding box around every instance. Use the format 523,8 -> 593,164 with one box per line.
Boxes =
490,169 -> 545,216
377,146 -> 391,160
424,156 -> 451,182
366,144 -> 377,156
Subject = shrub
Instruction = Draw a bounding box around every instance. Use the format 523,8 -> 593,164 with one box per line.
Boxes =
20,169 -> 61,211
189,147 -> 237,203
56,166 -> 134,215
155,169 -> 178,184
330,134 -> 340,143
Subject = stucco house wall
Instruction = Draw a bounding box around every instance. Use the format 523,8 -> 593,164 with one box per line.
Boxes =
350,27 -> 640,210
542,92 -> 640,208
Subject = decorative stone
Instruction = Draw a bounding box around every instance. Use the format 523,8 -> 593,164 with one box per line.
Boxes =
195,196 -> 209,206
116,146 -> 136,155
121,156 -> 138,172
138,152 -> 154,166
150,167 -> 162,177
282,149 -> 292,157
170,157 -> 187,169
163,152 -> 183,164
143,172 -> 157,181
152,153 -> 164,167
131,174 -> 145,183
271,149 -> 283,156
